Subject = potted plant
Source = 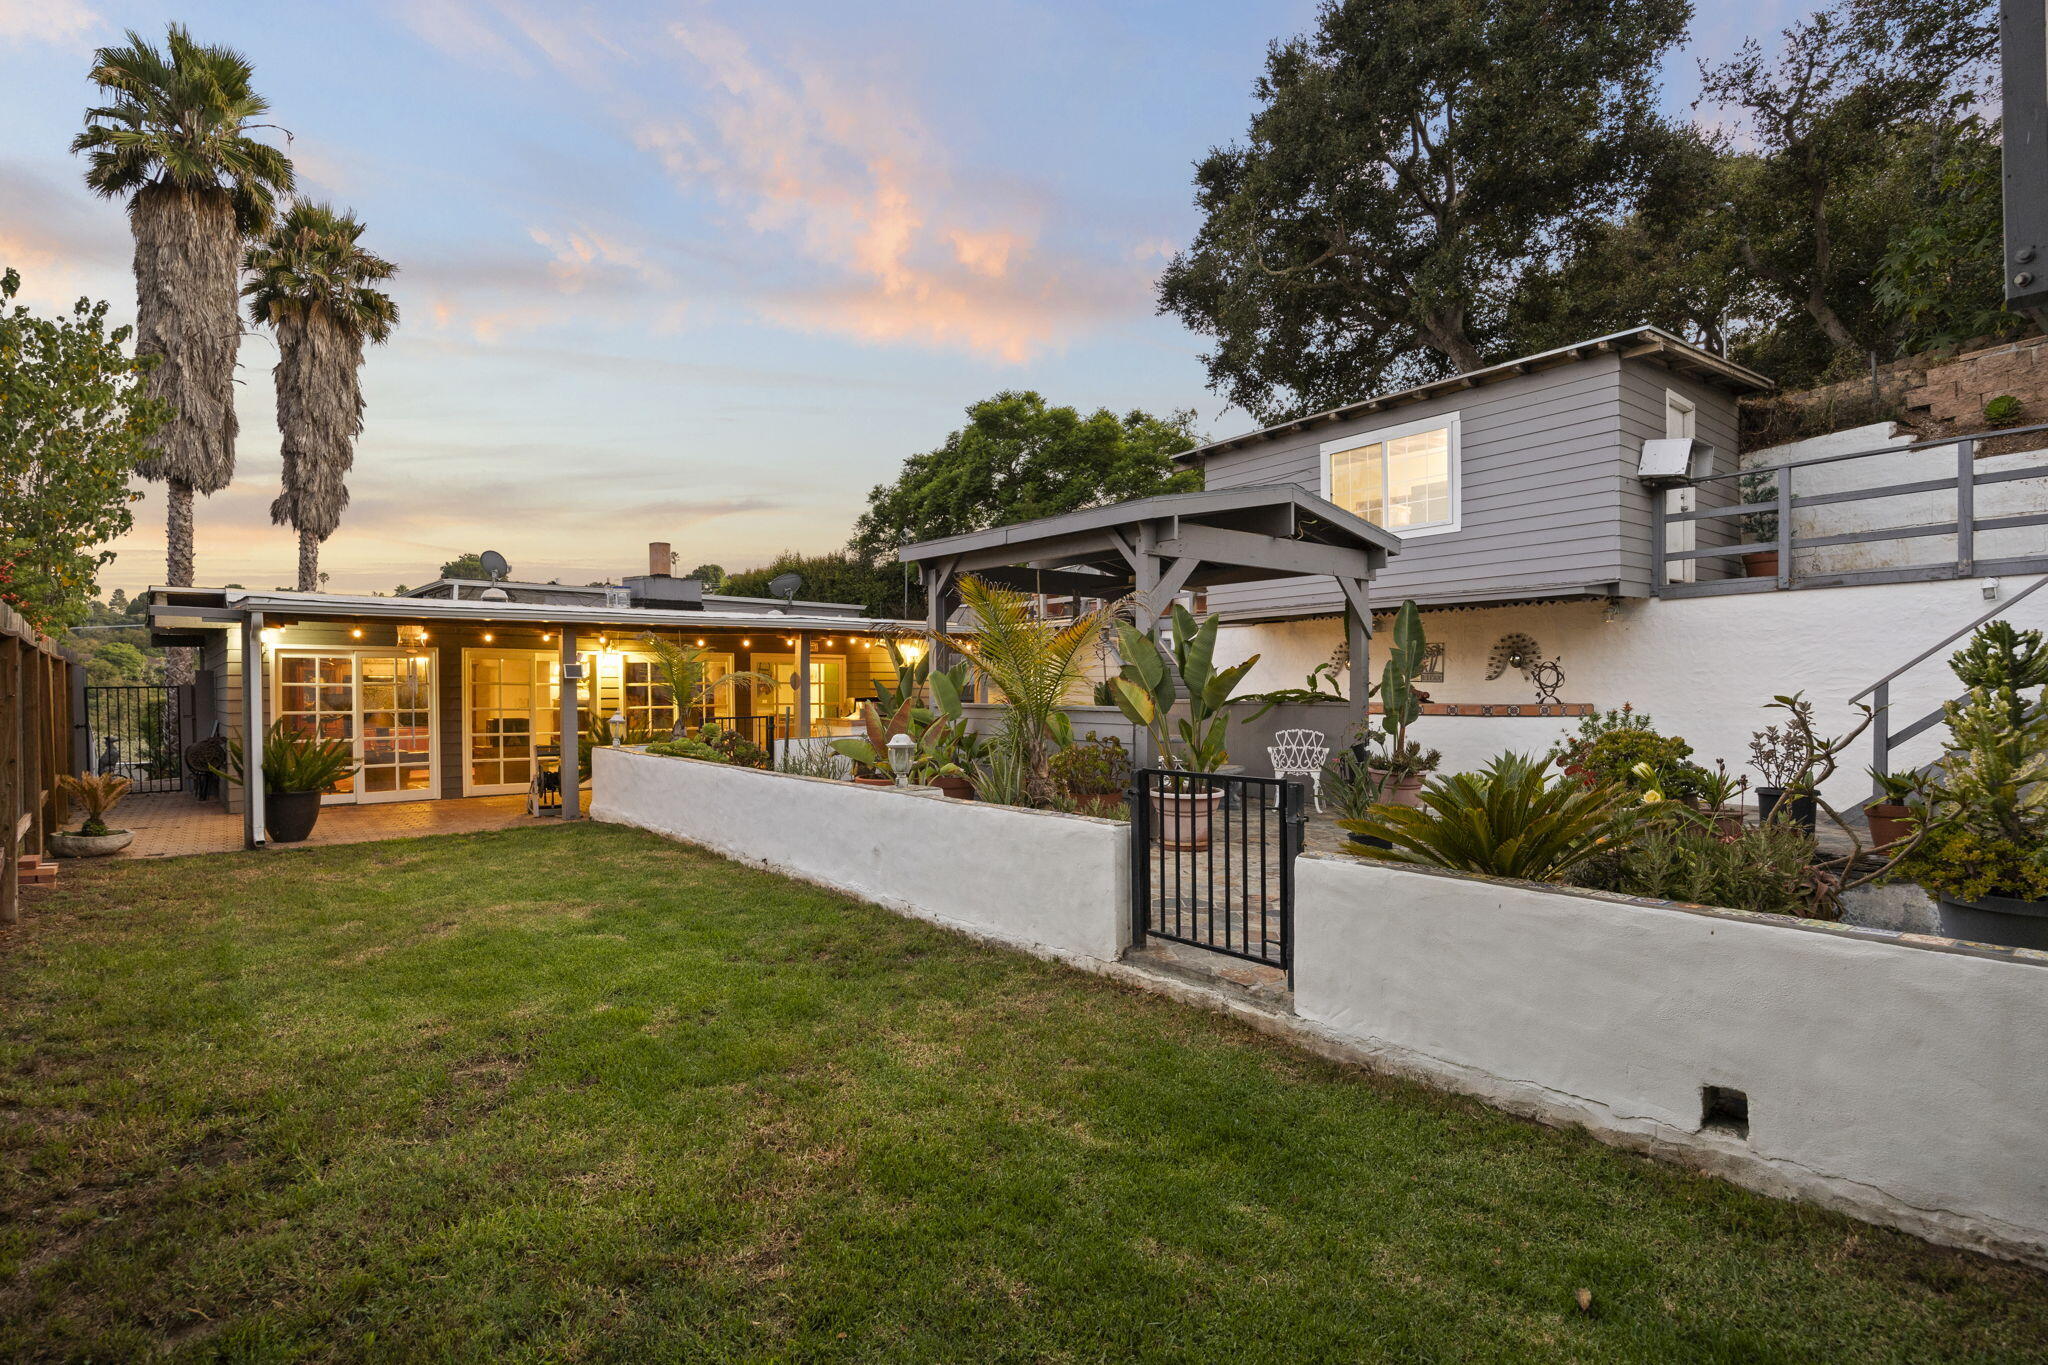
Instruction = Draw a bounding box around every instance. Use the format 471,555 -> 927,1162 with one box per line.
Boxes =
1864,769 -> 1920,850
49,772 -> 135,857
1749,714 -> 1815,831
217,721 -> 360,843
1737,470 -> 1779,577
1110,603 -> 1260,850
1322,752 -> 1393,848
1048,732 -> 1131,816
830,699 -> 914,786
1695,759 -> 1749,838
915,668 -> 986,799
1886,623 -> 2048,948
1345,600 -> 1432,805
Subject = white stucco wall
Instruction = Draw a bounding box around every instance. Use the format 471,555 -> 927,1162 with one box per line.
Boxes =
590,747 -> 1128,963
1742,422 -> 2048,576
1217,577 -> 2039,806
1292,855 -> 2048,1264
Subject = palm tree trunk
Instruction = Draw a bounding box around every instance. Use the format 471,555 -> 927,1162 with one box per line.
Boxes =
297,528 -> 319,592
163,480 -> 196,688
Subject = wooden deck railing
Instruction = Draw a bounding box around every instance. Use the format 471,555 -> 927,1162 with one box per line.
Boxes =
1652,421 -> 2048,597
2,605 -> 82,926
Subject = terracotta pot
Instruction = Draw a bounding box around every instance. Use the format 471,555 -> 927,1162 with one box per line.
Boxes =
1864,801 -> 1915,850
48,829 -> 133,858
264,789 -> 322,843
1371,768 -> 1427,808
933,774 -> 976,800
853,775 -> 894,788
1149,786 -> 1225,851
1743,550 -> 1780,578
1711,809 -> 1744,839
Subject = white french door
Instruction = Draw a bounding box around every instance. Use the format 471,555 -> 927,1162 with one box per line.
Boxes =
753,654 -> 847,729
274,650 -> 437,804
463,650 -> 561,796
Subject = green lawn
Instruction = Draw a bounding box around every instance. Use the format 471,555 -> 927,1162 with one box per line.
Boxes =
2,826 -> 2043,1362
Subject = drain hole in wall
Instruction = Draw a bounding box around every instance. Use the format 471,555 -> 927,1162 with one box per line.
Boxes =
1701,1085 -> 1750,1139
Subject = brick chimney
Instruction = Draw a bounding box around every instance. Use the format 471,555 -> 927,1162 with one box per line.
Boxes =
648,541 -> 672,577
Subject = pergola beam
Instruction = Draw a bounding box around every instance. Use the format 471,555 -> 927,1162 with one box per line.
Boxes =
1153,524 -> 1375,580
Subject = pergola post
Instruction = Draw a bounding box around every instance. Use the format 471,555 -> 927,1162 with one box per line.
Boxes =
242,611 -> 266,848
559,628 -> 580,821
1337,576 -> 1373,708
795,633 -> 813,740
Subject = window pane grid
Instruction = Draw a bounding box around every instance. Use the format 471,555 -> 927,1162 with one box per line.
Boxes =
1330,426 -> 1451,532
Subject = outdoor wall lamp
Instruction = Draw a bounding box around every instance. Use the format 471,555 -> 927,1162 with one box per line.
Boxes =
887,731 -> 915,787
258,627 -> 281,648
1983,577 -> 2003,601
608,712 -> 626,745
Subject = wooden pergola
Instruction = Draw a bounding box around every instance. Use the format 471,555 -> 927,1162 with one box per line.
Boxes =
898,486 -> 1401,705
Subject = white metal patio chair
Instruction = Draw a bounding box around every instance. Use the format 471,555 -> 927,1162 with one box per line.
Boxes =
1267,728 -> 1330,812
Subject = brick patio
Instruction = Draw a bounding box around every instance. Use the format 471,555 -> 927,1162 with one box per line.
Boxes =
108,791 -> 562,859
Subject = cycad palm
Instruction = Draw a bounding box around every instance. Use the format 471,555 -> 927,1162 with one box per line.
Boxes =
243,203 -> 398,590
73,24 -> 294,604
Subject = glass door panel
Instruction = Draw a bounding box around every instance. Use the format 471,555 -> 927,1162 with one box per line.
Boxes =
465,651 -> 560,795
754,654 -> 846,729
275,653 -> 356,799
356,654 -> 435,802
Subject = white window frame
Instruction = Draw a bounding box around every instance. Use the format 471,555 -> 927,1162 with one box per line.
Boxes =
1663,389 -> 1698,584
1319,411 -> 1462,539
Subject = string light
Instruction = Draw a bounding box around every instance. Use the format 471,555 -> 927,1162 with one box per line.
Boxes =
695,638 -> 706,647
741,638 -> 752,647
351,627 -> 363,639
482,632 -> 494,643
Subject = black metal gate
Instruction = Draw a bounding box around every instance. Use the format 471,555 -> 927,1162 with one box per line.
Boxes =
84,685 -> 184,793
1130,769 -> 1305,979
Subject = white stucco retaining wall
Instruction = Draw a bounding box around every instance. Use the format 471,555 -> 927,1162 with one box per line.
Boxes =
1292,855 -> 2048,1265
1218,577 -> 2043,807
590,747 -> 1128,963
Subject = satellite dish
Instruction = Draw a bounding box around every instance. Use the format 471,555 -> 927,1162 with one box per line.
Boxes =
767,572 -> 802,604
479,549 -> 509,582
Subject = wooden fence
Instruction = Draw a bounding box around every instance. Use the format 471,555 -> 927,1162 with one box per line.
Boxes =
2,604 -> 81,926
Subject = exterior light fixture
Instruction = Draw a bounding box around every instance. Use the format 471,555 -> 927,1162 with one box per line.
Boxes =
696,638 -> 706,647
1983,577 -> 2003,602
258,627 -> 281,647
351,627 -> 363,639
742,638 -> 752,647
483,632 -> 494,643
886,731 -> 915,788
824,638 -> 834,646
608,712 -> 626,745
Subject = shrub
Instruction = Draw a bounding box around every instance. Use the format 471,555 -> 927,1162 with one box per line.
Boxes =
645,737 -> 726,763
1340,752 -> 1641,882
1574,820 -> 1824,918
1554,707 -> 1705,802
696,723 -> 769,769
1048,732 -> 1130,798
1983,393 -> 2024,428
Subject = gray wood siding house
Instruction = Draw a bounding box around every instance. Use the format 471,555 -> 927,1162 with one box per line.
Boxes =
1181,329 -> 1768,620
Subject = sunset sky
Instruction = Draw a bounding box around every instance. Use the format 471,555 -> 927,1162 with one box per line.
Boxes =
2,0 -> 1790,598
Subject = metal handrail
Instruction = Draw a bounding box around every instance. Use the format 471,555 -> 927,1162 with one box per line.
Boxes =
1689,420 -> 2048,484
1849,573 -> 2048,703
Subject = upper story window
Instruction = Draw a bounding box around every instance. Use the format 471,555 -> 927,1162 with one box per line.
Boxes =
1320,413 -> 1460,537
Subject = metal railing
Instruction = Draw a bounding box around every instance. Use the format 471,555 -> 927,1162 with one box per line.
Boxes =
1652,421 -> 2048,597
1130,769 -> 1304,980
1850,573 -> 2048,787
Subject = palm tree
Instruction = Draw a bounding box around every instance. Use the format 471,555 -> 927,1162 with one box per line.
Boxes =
243,203 -> 398,591
73,25 -> 293,671
938,576 -> 1122,803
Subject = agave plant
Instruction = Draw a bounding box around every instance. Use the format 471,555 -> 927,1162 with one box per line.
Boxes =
1339,752 -> 1642,882
217,720 -> 359,794
56,772 -> 133,836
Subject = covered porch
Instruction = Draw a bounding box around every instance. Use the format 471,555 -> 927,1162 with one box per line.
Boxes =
147,588 -> 920,848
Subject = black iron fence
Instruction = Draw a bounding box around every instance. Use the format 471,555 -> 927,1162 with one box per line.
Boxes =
1130,769 -> 1304,978
84,685 -> 183,794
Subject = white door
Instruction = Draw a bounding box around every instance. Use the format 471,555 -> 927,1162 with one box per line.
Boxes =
1664,391 -> 1698,584
463,650 -> 560,796
274,650 -> 437,804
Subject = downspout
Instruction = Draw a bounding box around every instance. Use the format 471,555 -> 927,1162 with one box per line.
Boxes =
242,611 -> 266,849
